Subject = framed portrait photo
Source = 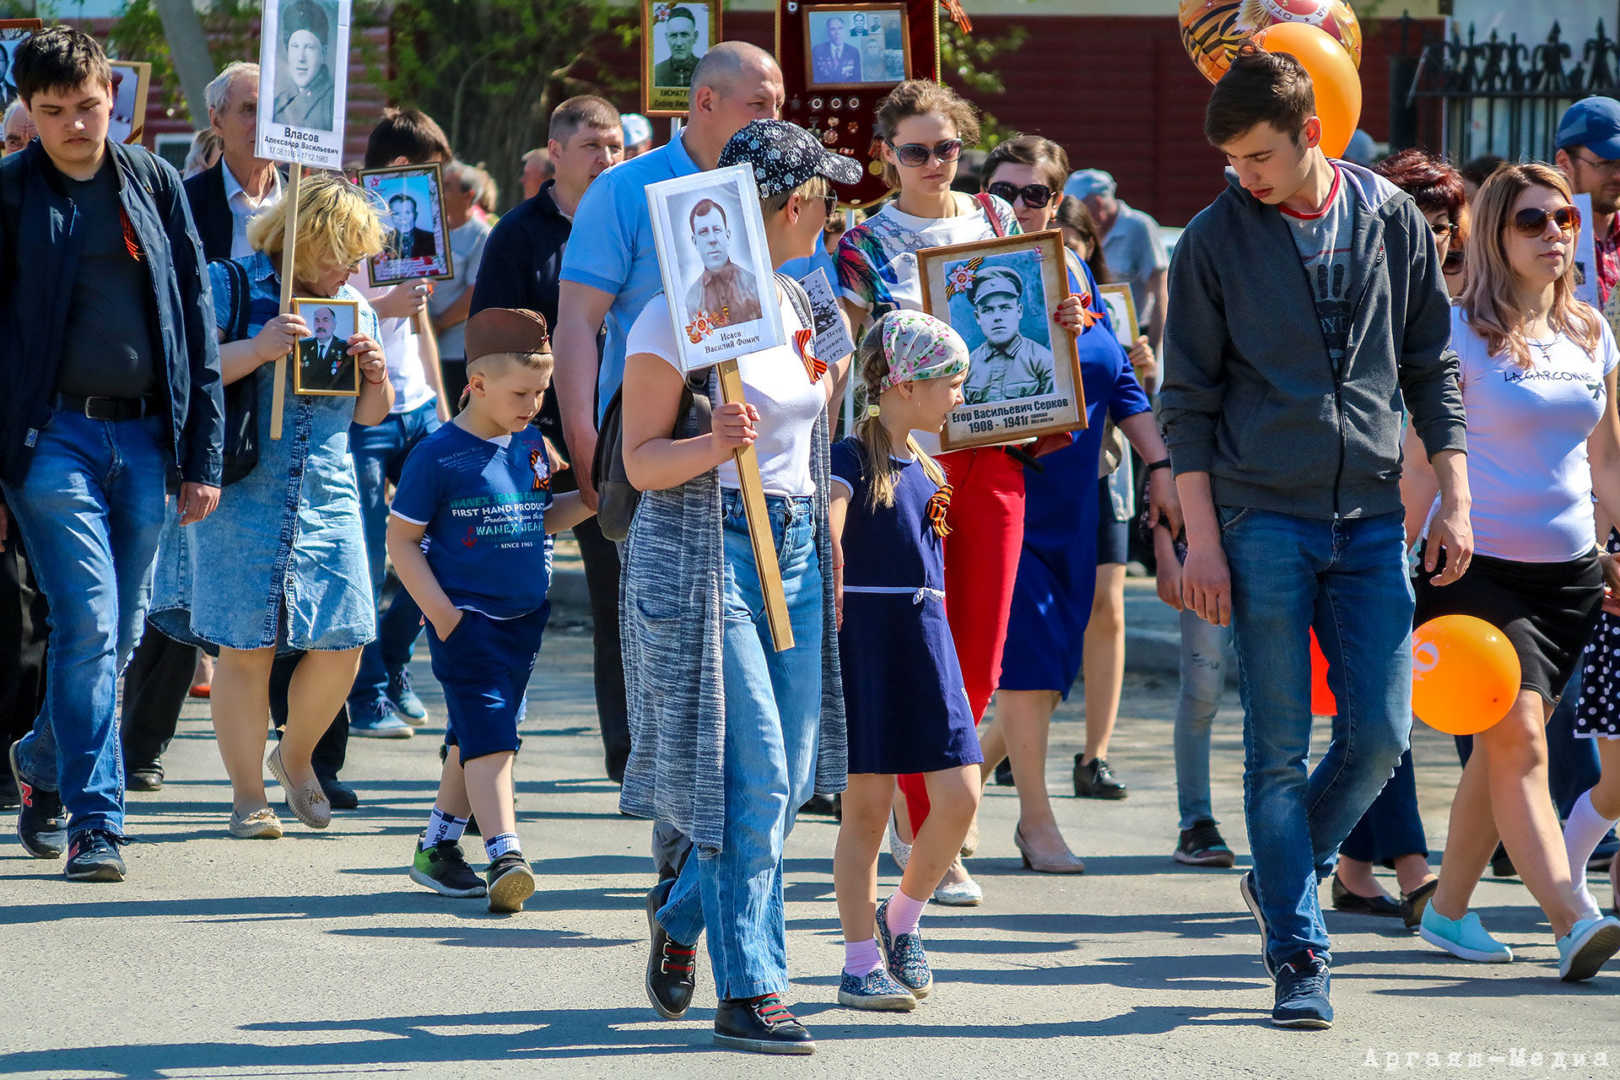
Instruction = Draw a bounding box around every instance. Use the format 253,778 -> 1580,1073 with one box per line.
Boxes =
803,3 -> 910,91
643,0 -> 721,118
292,297 -> 360,396
0,20 -> 42,115
255,0 -> 352,170
359,162 -> 454,287
646,164 -> 786,374
1097,283 -> 1139,350
106,61 -> 151,145
918,229 -> 1085,451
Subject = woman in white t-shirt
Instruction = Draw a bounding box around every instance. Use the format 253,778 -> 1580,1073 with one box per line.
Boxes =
616,120 -> 857,1054
1416,162 -> 1620,981
836,81 -> 1095,898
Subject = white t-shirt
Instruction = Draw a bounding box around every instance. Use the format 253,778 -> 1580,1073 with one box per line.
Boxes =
627,288 -> 823,497
351,275 -> 438,415
1430,306 -> 1619,561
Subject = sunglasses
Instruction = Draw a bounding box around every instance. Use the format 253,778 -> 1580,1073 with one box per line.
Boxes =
822,193 -> 838,219
987,181 -> 1055,208
887,138 -> 963,168
1510,205 -> 1581,237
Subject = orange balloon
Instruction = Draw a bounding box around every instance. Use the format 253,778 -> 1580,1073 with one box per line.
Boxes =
1253,22 -> 1362,158
1410,615 -> 1522,736
1309,629 -> 1336,716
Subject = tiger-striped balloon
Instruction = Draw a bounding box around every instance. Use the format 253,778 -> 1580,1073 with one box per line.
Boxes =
1178,0 -> 1362,85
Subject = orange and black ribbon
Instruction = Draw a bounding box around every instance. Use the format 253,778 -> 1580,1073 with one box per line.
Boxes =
925,484 -> 953,538
794,328 -> 825,382
529,447 -> 551,492
941,0 -> 973,32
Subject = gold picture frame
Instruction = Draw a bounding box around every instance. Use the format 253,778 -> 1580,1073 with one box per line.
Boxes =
107,60 -> 151,145
643,0 -> 723,118
358,162 -> 455,287
918,228 -> 1086,452
802,2 -> 911,92
1097,282 -> 1140,350
292,297 -> 361,397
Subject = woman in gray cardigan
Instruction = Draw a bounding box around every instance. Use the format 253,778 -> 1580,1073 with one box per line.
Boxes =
617,120 -> 859,1056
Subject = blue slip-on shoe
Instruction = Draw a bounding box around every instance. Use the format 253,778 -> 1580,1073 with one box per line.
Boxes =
836,967 -> 917,1011
386,669 -> 429,726
349,699 -> 414,739
1239,870 -> 1275,977
1419,904 -> 1512,963
1272,950 -> 1332,1029
875,896 -> 933,999
1557,916 -> 1620,982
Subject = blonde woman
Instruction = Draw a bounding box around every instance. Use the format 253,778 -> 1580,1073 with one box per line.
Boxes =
1416,162 -> 1620,980
152,174 -> 391,838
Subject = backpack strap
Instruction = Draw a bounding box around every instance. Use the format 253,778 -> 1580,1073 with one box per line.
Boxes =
975,191 -> 1006,237
210,257 -> 251,343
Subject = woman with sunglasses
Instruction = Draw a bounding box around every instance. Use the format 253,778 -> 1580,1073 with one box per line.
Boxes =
1415,162 -> 1620,980
837,84 -> 1098,900
971,138 -> 1176,873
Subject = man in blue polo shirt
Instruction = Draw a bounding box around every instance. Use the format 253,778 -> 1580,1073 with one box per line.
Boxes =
552,40 -> 784,510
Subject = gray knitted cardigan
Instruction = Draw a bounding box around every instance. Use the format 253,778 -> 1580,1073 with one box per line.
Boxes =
617,365 -> 848,855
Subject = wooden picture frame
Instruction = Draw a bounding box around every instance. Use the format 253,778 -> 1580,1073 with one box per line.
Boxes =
643,0 -> 723,118
292,297 -> 361,396
918,229 -> 1085,451
802,2 -> 910,92
255,0 -> 352,170
359,162 -> 455,287
107,61 -> 152,145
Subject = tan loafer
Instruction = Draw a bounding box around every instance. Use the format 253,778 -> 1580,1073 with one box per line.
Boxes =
229,806 -> 284,839
1014,824 -> 1085,874
266,745 -> 331,829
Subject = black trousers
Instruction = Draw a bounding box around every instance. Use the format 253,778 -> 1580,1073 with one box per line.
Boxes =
0,535 -> 49,767
574,516 -> 629,781
269,652 -> 349,780
120,627 -> 197,772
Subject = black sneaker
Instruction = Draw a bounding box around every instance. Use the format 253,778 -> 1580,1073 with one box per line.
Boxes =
485,851 -> 535,913
126,764 -> 164,792
798,793 -> 840,819
11,739 -> 65,859
646,877 -> 698,1018
1272,950 -> 1332,1029
1240,870 -> 1275,977
713,994 -> 814,1055
64,829 -> 126,882
410,837 -> 486,898
1174,820 -> 1236,867
1073,755 -> 1128,799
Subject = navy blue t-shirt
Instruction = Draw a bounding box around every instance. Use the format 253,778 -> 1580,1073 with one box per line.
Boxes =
391,422 -> 555,619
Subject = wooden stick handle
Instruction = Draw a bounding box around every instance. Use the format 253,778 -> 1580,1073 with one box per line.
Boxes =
717,358 -> 794,653
270,162 -> 303,441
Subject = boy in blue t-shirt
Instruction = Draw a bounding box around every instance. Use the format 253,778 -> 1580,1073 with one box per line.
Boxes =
388,308 -> 593,912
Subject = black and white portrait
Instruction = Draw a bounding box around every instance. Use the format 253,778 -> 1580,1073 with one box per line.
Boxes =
682,192 -> 764,327
644,0 -> 717,117
805,4 -> 909,90
256,0 -> 350,169
271,0 -> 336,132
293,298 -> 360,395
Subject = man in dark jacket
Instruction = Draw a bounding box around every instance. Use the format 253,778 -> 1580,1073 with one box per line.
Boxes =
470,94 -> 629,779
0,27 -> 223,883
1160,45 -> 1472,1028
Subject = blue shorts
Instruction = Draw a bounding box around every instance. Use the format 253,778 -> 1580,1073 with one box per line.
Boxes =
426,605 -> 549,762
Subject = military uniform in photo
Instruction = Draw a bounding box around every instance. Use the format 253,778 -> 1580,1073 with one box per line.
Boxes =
962,265 -> 1054,404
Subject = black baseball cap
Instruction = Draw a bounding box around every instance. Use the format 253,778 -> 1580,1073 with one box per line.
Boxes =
719,119 -> 862,199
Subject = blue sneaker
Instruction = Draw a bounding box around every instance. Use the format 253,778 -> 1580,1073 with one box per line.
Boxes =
386,669 -> 428,726
1557,916 -> 1620,982
1419,904 -> 1512,963
1239,870 -> 1275,977
1272,950 -> 1332,1029
348,700 -> 413,739
836,967 -> 917,1011
875,896 -> 932,998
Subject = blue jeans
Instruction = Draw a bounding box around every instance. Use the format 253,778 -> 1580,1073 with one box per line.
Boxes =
1339,748 -> 1428,863
348,399 -> 441,709
1,411 -> 170,837
1221,507 -> 1413,968
658,491 -> 823,1000
1174,606 -> 1229,830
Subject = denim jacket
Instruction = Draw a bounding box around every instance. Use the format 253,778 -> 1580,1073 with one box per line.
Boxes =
0,139 -> 224,489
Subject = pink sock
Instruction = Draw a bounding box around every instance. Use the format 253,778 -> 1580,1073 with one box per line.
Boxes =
885,889 -> 928,937
843,937 -> 882,976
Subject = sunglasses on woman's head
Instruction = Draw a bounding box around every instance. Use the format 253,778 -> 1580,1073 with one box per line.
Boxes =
1511,205 -> 1581,237
887,138 -> 964,168
987,181 -> 1055,208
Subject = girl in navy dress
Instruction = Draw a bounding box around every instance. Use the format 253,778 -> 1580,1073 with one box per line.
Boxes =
830,311 -> 983,1011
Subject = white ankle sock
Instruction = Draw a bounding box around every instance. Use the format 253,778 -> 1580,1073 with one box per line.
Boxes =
421,807 -> 468,849
1563,789 -> 1615,921
485,832 -> 521,861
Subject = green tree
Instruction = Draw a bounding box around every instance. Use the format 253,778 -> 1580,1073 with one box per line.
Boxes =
939,13 -> 1027,148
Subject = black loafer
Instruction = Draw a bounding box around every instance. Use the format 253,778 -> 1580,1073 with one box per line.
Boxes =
645,878 -> 697,1019
1399,878 -> 1438,928
318,775 -> 359,810
126,765 -> 164,792
1490,843 -> 1515,878
1330,874 -> 1402,917
713,994 -> 814,1055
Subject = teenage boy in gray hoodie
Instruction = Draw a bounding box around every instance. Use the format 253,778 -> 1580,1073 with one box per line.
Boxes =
1160,45 -> 1473,1029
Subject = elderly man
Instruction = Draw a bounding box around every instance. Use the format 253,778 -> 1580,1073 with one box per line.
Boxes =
811,16 -> 859,84
1066,168 -> 1169,356
384,193 -> 436,260
961,265 -> 1053,404
298,306 -> 352,389
519,147 -> 553,201
2,99 -> 34,155
683,198 -> 763,325
271,0 -> 334,131
654,6 -> 703,89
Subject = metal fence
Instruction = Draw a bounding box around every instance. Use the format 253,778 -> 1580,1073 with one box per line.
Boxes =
1400,17 -> 1620,164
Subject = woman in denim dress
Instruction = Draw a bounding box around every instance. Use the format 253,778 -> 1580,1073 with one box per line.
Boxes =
151,175 -> 392,838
